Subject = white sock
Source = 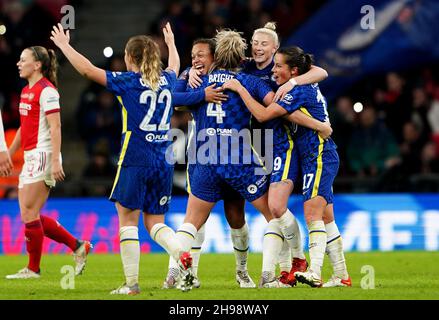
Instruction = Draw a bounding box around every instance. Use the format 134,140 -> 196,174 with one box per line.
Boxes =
119,226 -> 139,286
262,219 -> 284,280
231,223 -> 249,272
278,209 -> 306,260
150,223 -> 182,262
167,256 -> 180,274
176,223 -> 197,253
278,240 -> 292,272
191,224 -> 205,277
325,221 -> 349,279
308,220 -> 327,278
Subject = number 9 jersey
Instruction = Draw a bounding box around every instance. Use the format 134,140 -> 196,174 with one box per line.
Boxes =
105,70 -> 177,167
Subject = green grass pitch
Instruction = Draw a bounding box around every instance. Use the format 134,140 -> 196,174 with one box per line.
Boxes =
0,251 -> 438,300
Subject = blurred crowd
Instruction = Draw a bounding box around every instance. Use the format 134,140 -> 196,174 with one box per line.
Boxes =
330,68 -> 439,192
1,0 -> 438,198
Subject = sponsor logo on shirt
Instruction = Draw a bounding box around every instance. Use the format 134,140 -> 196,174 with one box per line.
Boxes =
205,128 -> 233,136
145,133 -> 169,142
281,94 -> 294,104
19,103 -> 32,116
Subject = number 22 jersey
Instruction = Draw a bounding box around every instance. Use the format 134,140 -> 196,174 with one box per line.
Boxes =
106,70 -> 177,167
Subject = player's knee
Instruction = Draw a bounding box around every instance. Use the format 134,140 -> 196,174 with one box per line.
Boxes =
225,210 -> 245,229
20,209 -> 39,223
322,215 -> 334,224
268,202 -> 287,218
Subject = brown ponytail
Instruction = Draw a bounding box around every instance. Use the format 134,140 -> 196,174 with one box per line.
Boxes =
28,46 -> 58,87
277,46 -> 313,75
46,49 -> 58,87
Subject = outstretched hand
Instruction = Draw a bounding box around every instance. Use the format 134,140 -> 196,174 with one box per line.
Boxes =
50,23 -> 70,48
162,22 -> 175,46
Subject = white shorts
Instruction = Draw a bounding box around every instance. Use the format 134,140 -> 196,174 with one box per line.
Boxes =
19,149 -> 61,189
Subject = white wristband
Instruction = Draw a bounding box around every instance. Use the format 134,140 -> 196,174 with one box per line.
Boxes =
289,78 -> 297,87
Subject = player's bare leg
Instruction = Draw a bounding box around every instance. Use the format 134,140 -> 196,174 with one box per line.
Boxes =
6,182 -> 48,279
225,198 -> 256,288
294,196 -> 327,288
110,203 -> 141,295
322,204 -> 351,287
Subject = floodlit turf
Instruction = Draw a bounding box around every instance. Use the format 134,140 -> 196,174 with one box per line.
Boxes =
0,251 -> 438,300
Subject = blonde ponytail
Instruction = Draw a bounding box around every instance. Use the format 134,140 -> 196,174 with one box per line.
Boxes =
126,35 -> 163,91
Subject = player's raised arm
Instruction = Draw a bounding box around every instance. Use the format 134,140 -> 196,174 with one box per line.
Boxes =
223,79 -> 286,122
163,22 -> 180,76
274,65 -> 328,102
50,23 -> 106,86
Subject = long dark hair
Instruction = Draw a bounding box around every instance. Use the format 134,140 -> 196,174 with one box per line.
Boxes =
277,46 -> 313,75
28,46 -> 58,87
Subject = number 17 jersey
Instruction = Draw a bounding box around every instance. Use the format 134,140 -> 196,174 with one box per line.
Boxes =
106,70 -> 177,167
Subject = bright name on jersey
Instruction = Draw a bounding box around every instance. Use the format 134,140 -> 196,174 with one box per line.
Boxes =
208,73 -> 235,84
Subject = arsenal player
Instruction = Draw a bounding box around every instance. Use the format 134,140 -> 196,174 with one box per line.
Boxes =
6,46 -> 91,280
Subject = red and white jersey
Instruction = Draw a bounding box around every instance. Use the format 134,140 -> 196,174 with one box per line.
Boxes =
19,77 -> 60,151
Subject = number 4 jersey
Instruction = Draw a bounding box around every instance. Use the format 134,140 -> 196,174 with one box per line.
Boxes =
106,70 -> 177,167
188,69 -> 272,166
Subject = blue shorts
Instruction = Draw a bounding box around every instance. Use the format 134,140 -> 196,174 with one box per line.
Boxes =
187,164 -> 268,203
270,144 -> 300,184
301,149 -> 339,204
110,165 -> 173,214
186,164 -> 243,201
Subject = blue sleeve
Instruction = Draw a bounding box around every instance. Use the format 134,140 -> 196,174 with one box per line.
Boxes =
277,87 -> 307,114
173,67 -> 191,92
106,71 -> 130,95
163,70 -> 177,90
241,74 -> 272,103
173,89 -> 205,106
255,78 -> 272,102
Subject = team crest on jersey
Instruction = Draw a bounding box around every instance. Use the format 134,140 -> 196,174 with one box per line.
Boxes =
159,196 -> 168,206
247,184 -> 258,194
28,93 -> 34,101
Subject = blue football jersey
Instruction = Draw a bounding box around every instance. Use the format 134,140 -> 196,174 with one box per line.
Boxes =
106,70 -> 177,167
242,59 -> 278,91
243,59 -> 294,157
277,83 -> 337,158
188,69 -> 272,165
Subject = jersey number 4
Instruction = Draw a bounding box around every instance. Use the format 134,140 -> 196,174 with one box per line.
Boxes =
139,89 -> 172,131
207,102 -> 226,124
